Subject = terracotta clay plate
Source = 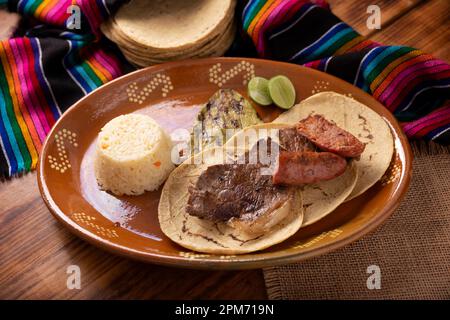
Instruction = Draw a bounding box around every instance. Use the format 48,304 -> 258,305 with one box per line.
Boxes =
38,58 -> 412,269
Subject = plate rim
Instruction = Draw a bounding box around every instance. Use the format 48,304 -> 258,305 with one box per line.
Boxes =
37,57 -> 413,270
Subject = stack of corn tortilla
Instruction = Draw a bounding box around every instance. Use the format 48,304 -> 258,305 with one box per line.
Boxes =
101,0 -> 237,67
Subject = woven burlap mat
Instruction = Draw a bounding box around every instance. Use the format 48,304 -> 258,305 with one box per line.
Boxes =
263,142 -> 450,299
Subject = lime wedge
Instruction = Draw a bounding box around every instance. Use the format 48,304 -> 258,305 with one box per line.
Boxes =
268,75 -> 296,109
248,77 -> 273,106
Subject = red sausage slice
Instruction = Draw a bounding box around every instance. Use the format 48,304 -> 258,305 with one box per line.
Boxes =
273,151 -> 348,185
296,115 -> 365,158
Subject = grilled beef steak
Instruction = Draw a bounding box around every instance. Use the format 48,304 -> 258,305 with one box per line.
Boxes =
187,163 -> 293,222
187,115 -> 364,223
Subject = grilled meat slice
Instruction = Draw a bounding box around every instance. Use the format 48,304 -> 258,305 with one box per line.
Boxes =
187,163 -> 293,222
296,115 -> 365,157
273,151 -> 347,185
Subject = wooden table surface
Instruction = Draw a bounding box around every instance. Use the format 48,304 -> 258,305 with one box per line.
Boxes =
0,0 -> 449,299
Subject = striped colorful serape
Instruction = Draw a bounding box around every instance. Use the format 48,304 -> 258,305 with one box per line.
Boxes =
0,0 -> 133,178
0,0 -> 449,178
242,0 -> 450,142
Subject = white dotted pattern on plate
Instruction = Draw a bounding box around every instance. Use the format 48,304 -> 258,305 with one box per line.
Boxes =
290,229 -> 343,250
380,157 -> 401,186
209,61 -> 256,87
179,252 -> 238,260
126,73 -> 174,104
48,129 -> 78,173
311,80 -> 330,94
71,212 -> 119,239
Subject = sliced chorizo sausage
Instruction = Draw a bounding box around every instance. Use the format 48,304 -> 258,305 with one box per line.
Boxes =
273,151 -> 348,185
296,115 -> 365,158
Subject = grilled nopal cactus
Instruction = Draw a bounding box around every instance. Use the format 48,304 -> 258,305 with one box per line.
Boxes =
190,89 -> 262,154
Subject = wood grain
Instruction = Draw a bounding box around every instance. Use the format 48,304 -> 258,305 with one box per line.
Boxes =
0,0 -> 448,299
329,0 -> 422,36
369,0 -> 450,61
0,173 -> 267,299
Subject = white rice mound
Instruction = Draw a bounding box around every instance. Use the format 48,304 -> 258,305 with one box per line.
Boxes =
94,114 -> 174,196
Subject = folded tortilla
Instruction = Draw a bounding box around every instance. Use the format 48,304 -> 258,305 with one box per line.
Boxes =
274,92 -> 394,201
224,123 -> 358,227
158,147 -> 304,254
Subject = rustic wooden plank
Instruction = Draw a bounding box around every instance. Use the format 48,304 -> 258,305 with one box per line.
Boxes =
1,0 -> 448,300
369,0 -> 450,61
0,173 -> 267,299
328,0 -> 422,36
0,5 -> 268,300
